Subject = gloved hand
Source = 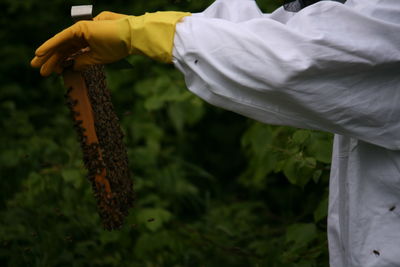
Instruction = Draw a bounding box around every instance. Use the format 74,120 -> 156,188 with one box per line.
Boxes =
31,11 -> 191,76
93,11 -> 129,21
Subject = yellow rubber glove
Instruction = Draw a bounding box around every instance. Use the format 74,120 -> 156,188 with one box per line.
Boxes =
31,11 -> 191,76
93,11 -> 129,21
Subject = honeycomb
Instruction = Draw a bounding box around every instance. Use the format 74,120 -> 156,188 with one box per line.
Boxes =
64,65 -> 134,230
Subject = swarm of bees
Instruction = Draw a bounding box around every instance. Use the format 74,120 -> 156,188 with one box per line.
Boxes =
64,65 -> 134,230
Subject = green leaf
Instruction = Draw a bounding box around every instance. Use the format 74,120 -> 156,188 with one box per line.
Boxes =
283,157 -> 316,187
292,130 -> 310,145
286,223 -> 317,251
136,208 -> 173,232
61,168 -> 82,188
241,123 -> 273,158
314,197 -> 328,222
240,123 -> 277,188
144,96 -> 164,110
168,103 -> 185,134
0,149 -> 21,168
307,136 -> 333,164
312,169 -> 322,184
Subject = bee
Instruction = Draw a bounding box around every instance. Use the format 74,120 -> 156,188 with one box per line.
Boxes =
373,250 -> 380,256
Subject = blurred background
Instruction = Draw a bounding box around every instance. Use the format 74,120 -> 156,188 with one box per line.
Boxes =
0,0 -> 333,266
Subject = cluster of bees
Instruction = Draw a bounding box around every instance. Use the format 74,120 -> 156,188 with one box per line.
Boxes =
65,65 -> 134,230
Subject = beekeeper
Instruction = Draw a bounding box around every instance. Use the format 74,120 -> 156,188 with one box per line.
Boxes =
31,0 -> 400,266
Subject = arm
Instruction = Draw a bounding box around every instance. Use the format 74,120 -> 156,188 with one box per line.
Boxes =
173,0 -> 400,149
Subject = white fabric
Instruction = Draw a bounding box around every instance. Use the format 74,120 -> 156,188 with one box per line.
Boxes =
172,0 -> 400,266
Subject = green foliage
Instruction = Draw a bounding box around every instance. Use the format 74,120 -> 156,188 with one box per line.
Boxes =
0,0 -> 332,266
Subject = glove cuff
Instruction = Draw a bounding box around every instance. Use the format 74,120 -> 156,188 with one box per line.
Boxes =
125,11 -> 191,63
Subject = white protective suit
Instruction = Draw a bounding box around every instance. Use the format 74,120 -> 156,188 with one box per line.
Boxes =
172,0 -> 400,266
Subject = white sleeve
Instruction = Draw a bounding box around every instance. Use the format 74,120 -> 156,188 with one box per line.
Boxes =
172,0 -> 400,150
